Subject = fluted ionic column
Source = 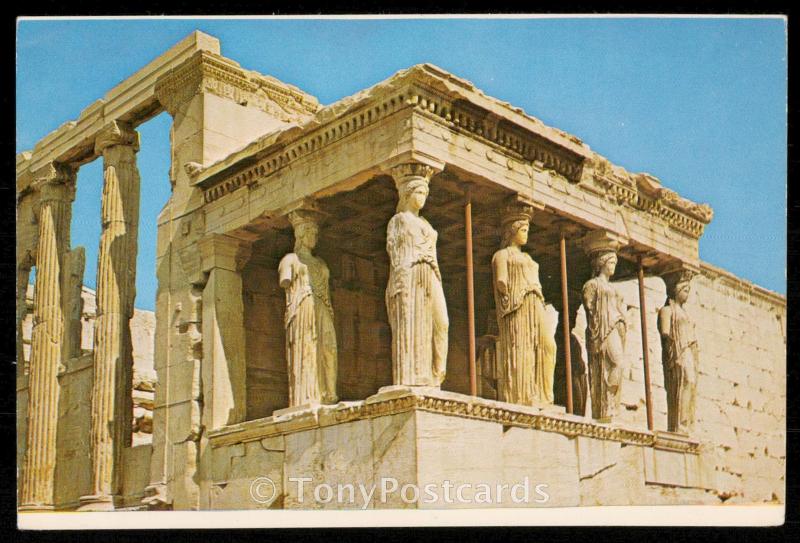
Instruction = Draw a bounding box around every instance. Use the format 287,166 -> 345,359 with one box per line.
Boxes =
79,121 -> 140,511
20,163 -> 75,511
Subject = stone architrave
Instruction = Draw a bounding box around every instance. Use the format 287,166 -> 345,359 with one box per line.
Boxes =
80,121 -> 141,511
658,269 -> 699,434
581,230 -> 628,422
278,206 -> 338,407
199,234 -> 252,430
491,202 -> 557,405
20,163 -> 75,510
385,163 -> 449,387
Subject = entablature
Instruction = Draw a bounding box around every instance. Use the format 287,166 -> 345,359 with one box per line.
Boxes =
193,62 -> 712,269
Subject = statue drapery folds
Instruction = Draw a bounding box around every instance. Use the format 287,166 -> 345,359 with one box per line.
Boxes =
278,208 -> 338,407
386,164 -> 449,387
492,204 -> 556,406
658,271 -> 699,434
582,232 -> 628,422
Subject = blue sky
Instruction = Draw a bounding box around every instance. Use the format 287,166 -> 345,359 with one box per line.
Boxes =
17,17 -> 787,310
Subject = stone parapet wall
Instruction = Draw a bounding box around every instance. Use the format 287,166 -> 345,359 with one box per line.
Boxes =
206,387 -> 715,510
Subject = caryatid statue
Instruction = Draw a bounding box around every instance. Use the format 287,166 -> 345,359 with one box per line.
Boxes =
385,163 -> 449,387
278,207 -> 338,406
491,203 -> 557,405
581,231 -> 628,422
658,270 -> 699,434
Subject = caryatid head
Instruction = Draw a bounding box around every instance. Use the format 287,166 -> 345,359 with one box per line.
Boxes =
666,270 -> 695,304
392,163 -> 437,214
396,176 -> 430,214
582,230 -> 626,279
591,250 -> 618,279
500,204 -> 535,248
288,208 -> 325,252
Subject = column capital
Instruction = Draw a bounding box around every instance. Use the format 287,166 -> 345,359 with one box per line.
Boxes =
498,193 -> 545,228
389,162 -> 441,183
94,120 -> 140,155
499,200 -> 534,229
581,229 -> 628,257
31,162 -> 75,203
287,201 -> 327,232
199,234 -> 252,274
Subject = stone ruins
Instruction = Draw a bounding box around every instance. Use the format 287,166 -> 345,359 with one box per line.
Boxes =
17,31 -> 786,511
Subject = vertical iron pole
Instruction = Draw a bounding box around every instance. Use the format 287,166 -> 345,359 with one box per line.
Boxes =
465,185 -> 477,396
560,231 -> 573,414
637,255 -> 655,431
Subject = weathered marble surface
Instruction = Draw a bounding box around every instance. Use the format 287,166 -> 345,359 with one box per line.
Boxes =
492,203 -> 556,406
386,163 -> 449,387
15,30 -> 785,514
203,387 -> 711,510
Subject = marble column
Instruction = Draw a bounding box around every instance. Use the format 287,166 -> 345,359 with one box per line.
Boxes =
658,267 -> 700,434
80,121 -> 141,511
199,234 -> 252,430
20,163 -> 75,510
581,230 -> 628,422
385,162 -> 449,387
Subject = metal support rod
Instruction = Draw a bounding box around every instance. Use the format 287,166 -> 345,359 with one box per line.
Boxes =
559,230 -> 573,414
637,255 -> 655,431
465,185 -> 477,396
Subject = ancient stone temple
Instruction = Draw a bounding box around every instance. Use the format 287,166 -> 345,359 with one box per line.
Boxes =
17,31 -> 786,512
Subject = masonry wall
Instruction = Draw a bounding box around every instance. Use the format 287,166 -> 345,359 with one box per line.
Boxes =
589,263 -> 786,504
242,241 -> 290,419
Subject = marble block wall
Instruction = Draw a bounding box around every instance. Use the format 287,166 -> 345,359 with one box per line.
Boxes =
583,264 -> 786,504
206,398 -> 720,511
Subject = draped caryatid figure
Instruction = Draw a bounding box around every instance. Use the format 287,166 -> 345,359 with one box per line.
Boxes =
491,204 -> 557,405
658,271 -> 699,434
385,163 -> 449,387
582,233 -> 627,421
278,208 -> 338,406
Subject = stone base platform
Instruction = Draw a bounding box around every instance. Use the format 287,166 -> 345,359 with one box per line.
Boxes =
205,387 -> 717,510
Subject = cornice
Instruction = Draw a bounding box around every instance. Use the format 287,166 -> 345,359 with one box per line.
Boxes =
195,66 -> 713,243
699,261 -> 786,311
154,50 -> 318,120
587,158 -> 713,238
